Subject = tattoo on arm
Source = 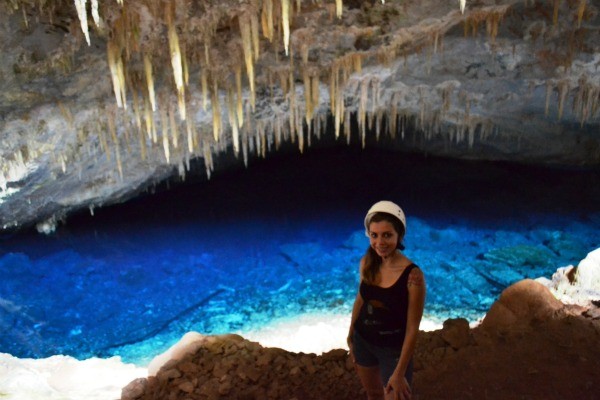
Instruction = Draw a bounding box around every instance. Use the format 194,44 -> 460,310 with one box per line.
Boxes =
407,269 -> 424,287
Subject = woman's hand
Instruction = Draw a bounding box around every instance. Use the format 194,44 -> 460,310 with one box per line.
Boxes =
346,334 -> 356,363
385,372 -> 411,400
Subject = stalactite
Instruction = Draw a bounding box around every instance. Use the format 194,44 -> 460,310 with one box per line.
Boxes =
107,41 -> 126,109
552,0 -> 560,26
201,69 -> 209,111
370,77 -> 380,127
574,77 -> 598,126
329,64 -> 337,113
359,77 -> 369,148
168,105 -> 179,149
335,0 -> 342,18
90,0 -> 102,30
166,2 -> 186,120
143,55 -> 156,112
236,66 -> 244,128
557,80 -> 569,120
486,12 -> 501,44
577,0 -> 586,28
186,110 -> 195,153
211,80 -> 222,142
251,12 -> 260,61
274,115 -> 282,149
353,53 -> 362,74
138,116 -> 147,161
460,0 -> 466,14
288,70 -> 297,139
182,44 -> 189,88
303,70 -> 313,124
387,93 -> 396,139
334,84 -> 343,139
74,0 -> 90,45
344,110 -> 351,145
282,0 -> 290,55
143,97 -> 156,142
160,106 -> 170,163
107,110 -> 123,180
468,122 -> 475,148
317,112 -> 325,140
202,139 -> 213,179
131,88 -> 142,133
441,86 -> 452,115
312,75 -> 319,120
241,128 -> 249,167
545,81 -> 553,116
240,13 -> 256,111
244,96 -> 254,155
419,87 -> 426,130
98,121 -> 109,161
177,158 -> 185,180
260,121 -> 268,158
297,116 -> 304,153
262,0 -> 274,42
373,109 -> 382,141
227,87 -> 240,155
21,3 -> 28,28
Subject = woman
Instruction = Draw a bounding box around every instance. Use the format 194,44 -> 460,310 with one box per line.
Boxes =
348,201 -> 426,400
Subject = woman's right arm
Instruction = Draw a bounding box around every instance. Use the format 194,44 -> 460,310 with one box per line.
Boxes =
348,290 -> 363,345
348,259 -> 365,351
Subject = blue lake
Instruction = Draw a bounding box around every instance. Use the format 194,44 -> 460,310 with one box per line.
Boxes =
1,147 -> 598,365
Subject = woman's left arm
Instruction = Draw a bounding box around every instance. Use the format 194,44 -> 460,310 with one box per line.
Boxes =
385,267 -> 426,399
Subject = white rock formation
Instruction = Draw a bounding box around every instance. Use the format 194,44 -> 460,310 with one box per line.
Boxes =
537,247 -> 600,308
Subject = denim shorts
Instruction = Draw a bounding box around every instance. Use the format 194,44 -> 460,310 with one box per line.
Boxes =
352,331 -> 413,384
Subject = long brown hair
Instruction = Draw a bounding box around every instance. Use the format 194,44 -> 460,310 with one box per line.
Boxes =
361,212 -> 406,285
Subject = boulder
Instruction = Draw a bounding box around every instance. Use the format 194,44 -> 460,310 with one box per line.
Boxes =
481,279 -> 563,330
120,378 -> 147,400
440,318 -> 471,349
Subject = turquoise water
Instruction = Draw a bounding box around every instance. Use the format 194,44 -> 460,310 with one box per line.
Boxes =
0,147 -> 598,365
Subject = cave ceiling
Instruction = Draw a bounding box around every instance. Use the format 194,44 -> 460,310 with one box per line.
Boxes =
0,0 -> 599,232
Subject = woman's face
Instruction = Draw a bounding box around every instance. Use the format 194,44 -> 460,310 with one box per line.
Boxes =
368,220 -> 399,258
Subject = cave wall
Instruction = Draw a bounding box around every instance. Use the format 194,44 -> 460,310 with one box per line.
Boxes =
0,0 -> 599,232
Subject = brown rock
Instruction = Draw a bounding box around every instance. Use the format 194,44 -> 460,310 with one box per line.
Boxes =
177,361 -> 199,374
177,381 -> 194,393
482,279 -> 564,330
440,318 -> 471,349
120,378 -> 147,400
158,367 -> 181,382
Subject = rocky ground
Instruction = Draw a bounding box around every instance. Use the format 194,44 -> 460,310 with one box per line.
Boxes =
120,279 -> 600,400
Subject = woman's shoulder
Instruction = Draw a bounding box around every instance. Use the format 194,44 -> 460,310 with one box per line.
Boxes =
407,264 -> 425,287
359,255 -> 367,267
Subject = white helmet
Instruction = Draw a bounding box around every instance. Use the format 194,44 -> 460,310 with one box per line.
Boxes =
364,200 -> 407,237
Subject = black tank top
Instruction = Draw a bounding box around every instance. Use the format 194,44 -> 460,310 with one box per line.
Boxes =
354,263 -> 418,347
